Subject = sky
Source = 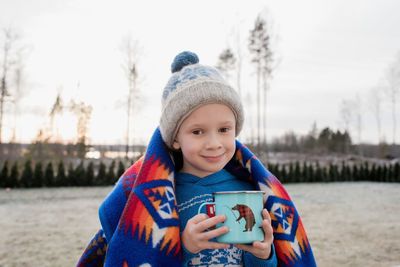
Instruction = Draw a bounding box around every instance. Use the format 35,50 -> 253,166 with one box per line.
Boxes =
0,0 -> 399,145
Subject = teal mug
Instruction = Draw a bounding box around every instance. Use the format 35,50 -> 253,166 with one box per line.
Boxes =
197,191 -> 265,244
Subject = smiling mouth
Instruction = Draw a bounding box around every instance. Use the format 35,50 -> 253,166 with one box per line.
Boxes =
202,153 -> 225,161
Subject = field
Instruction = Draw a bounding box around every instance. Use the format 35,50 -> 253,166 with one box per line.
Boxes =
1,182 -> 399,267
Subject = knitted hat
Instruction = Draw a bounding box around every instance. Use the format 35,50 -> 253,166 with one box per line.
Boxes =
160,51 -> 244,148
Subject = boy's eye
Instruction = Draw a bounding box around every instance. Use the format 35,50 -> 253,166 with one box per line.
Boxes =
219,127 -> 231,133
192,129 -> 203,135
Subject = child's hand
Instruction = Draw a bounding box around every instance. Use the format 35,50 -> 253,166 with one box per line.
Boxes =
182,213 -> 230,254
235,209 -> 274,259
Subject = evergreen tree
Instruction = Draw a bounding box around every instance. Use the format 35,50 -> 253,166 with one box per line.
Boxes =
44,162 -> 55,187
86,162 -> 95,186
20,160 -> 33,188
117,161 -> 125,178
9,162 -> 19,188
301,162 -> 308,183
67,162 -> 75,186
328,163 -> 337,182
287,163 -> 293,183
294,161 -> 301,183
0,161 -> 9,187
376,165 -> 383,182
382,165 -> 389,182
32,161 -> 44,187
74,161 -> 86,186
106,160 -> 116,185
362,162 -> 369,182
388,164 -> 395,182
307,163 -> 315,183
315,162 -> 323,182
216,48 -> 236,81
370,163 -> 377,182
394,162 -> 400,183
96,162 -> 107,185
280,165 -> 288,183
55,161 -> 67,187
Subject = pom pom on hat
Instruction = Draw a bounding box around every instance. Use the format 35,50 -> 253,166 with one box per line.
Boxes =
160,51 -> 244,148
170,51 -> 199,73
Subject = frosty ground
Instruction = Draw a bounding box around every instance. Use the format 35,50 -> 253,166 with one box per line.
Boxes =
0,182 -> 399,267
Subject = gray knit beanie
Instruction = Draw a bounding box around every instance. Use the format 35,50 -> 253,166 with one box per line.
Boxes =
159,51 -> 244,148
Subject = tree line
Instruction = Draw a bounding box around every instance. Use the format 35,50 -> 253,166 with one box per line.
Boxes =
1,158 -> 399,188
0,160 -> 126,188
268,161 -> 400,183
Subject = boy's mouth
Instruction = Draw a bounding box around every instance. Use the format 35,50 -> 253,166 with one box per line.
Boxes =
202,153 -> 225,162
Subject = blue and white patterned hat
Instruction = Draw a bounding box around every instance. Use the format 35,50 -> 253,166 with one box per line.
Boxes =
160,51 -> 244,148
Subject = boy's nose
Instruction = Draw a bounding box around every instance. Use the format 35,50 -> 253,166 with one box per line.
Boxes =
205,133 -> 222,149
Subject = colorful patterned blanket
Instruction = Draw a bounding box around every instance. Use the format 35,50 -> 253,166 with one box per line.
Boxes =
77,128 -> 317,267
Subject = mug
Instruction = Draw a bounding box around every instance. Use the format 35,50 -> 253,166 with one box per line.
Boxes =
197,191 -> 265,244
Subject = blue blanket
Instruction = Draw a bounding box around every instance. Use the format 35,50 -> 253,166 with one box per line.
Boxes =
77,128 -> 317,267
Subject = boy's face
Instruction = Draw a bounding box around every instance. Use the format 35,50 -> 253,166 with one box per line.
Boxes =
173,103 -> 236,178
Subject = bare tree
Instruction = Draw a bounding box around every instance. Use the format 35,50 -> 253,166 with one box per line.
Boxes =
121,37 -> 140,158
248,15 -> 273,150
368,85 -> 384,143
11,45 -> 30,142
339,99 -> 353,153
385,53 -> 400,145
235,30 -> 243,98
354,94 -> 363,155
49,92 -> 64,142
69,100 -> 92,159
0,28 -> 19,144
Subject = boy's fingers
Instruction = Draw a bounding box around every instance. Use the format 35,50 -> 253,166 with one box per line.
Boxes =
201,226 -> 229,240
262,209 -> 271,222
197,215 -> 226,231
262,219 -> 274,243
253,241 -> 268,250
189,213 -> 209,224
235,243 -> 256,254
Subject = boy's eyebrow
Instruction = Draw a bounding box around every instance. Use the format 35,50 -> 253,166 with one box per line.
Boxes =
187,121 -> 235,128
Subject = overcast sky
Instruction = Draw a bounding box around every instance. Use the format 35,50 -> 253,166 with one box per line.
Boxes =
1,0 -> 399,145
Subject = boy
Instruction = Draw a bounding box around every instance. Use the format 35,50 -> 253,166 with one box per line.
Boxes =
77,51 -> 316,267
163,51 -> 275,266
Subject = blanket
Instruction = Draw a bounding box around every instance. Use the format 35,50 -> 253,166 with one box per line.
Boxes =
77,128 -> 317,267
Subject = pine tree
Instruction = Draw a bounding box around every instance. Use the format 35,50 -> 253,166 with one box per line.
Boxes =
248,15 -> 273,148
32,161 -> 44,187
96,162 -> 106,186
67,162 -> 75,186
370,163 -> 377,182
301,162 -> 308,183
20,160 -> 33,188
0,161 -> 9,187
117,161 -> 125,178
74,161 -> 86,186
394,162 -> 400,183
9,162 -> 19,188
106,160 -> 116,185
55,161 -> 67,187
86,162 -> 94,186
307,163 -> 315,183
280,165 -> 288,184
216,48 -> 236,81
383,164 -> 388,182
315,162 -> 323,182
44,162 -> 55,187
294,161 -> 301,183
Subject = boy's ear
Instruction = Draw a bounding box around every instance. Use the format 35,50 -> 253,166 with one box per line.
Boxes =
172,140 -> 181,150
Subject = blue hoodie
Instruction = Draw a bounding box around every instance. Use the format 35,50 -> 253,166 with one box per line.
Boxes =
175,169 -> 277,267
